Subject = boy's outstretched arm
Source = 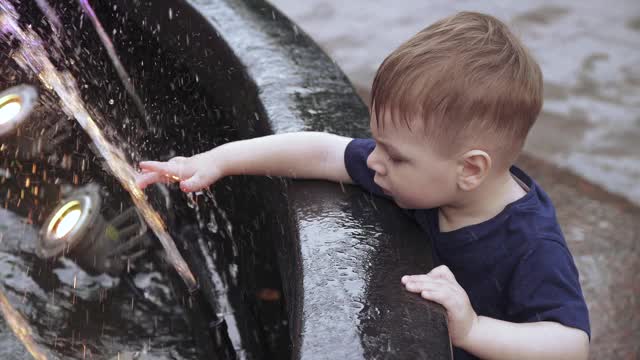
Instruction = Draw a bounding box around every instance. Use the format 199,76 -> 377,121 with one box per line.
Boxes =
136,132 -> 353,192
402,265 -> 589,360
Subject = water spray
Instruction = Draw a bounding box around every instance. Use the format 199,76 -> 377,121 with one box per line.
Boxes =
76,0 -> 150,129
0,1 -> 197,290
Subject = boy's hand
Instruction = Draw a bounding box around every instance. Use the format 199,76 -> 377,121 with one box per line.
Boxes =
401,265 -> 478,347
136,151 -> 223,192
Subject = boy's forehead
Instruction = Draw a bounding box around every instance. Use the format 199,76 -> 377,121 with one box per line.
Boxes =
369,110 -> 425,139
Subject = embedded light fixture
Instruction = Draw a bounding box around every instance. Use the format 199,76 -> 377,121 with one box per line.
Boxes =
38,183 -> 150,275
0,85 -> 38,136
48,200 -> 83,239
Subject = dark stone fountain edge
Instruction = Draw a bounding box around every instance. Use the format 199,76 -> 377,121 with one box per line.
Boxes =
142,0 -> 451,358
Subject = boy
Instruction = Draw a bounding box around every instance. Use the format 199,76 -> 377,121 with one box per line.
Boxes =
137,12 -> 590,359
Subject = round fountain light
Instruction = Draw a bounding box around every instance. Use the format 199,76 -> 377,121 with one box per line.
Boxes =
48,201 -> 83,239
40,186 -> 102,259
0,85 -> 38,136
0,98 -> 22,122
38,184 -> 150,275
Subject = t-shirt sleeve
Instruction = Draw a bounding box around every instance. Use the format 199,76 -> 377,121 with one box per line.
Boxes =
343,138 -> 387,197
506,239 -> 591,338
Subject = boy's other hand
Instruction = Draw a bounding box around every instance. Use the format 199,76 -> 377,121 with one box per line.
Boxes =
136,152 -> 223,192
401,265 -> 478,347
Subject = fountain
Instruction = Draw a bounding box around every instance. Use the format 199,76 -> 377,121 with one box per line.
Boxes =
0,0 -> 450,359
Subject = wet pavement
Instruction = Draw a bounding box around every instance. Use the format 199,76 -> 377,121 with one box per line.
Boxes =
268,1 -> 639,358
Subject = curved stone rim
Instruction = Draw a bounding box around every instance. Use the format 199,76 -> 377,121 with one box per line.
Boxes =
58,0 -> 455,358
177,0 -> 452,359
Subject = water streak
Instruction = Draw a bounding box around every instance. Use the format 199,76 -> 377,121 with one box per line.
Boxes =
34,0 -> 61,34
76,0 -> 149,128
0,287 -> 51,360
0,1 -> 196,291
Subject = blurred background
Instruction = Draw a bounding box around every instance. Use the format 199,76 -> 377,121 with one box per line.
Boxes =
270,0 -> 640,206
268,0 -> 640,358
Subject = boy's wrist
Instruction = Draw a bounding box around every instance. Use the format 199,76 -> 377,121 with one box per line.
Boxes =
201,147 -> 229,178
456,314 -> 482,352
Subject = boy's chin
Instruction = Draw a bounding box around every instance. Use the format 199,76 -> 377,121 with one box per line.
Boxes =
392,197 -> 409,209
393,197 -> 431,209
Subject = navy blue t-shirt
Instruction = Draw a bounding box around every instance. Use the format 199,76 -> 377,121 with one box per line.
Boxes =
345,138 -> 590,360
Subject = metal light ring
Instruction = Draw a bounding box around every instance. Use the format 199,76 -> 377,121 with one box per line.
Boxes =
38,186 -> 103,258
0,84 -> 38,136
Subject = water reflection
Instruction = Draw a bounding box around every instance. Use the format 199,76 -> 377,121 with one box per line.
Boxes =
0,208 -> 197,359
0,0 -> 215,356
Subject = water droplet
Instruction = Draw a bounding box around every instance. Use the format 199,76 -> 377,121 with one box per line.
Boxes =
207,211 -> 218,233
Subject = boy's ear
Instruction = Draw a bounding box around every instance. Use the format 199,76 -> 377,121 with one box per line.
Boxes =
456,150 -> 492,191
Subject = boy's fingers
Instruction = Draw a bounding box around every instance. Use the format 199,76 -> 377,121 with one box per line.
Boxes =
139,161 -> 169,172
401,274 -> 429,283
404,278 -> 449,294
420,286 -> 455,310
136,172 -> 169,189
135,172 -> 154,188
180,174 -> 207,193
421,289 -> 446,306
428,265 -> 456,282
139,161 -> 173,173
139,161 -> 185,179
404,266 -> 456,284
401,275 -> 415,284
404,281 -> 423,293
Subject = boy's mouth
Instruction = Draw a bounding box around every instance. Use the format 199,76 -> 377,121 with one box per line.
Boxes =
374,178 -> 391,195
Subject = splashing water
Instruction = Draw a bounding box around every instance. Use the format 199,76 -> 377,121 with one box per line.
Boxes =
0,1 -> 196,291
34,0 -> 61,34
184,191 -> 246,356
0,287 -> 52,360
76,0 -> 149,128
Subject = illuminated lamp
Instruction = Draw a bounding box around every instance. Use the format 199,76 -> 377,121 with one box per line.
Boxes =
0,85 -> 38,136
38,183 -> 150,275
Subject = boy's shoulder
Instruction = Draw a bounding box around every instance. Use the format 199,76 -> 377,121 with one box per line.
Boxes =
504,166 -> 567,248
413,165 -> 566,251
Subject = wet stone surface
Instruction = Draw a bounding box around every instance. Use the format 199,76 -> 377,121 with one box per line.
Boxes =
0,209 -> 197,359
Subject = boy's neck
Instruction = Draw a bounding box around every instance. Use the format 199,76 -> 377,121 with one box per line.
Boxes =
438,169 -> 527,232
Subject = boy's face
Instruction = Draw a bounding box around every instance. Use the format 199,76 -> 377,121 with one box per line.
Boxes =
368,114 -> 459,209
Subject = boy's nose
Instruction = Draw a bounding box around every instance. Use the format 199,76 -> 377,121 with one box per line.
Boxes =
366,147 -> 387,176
